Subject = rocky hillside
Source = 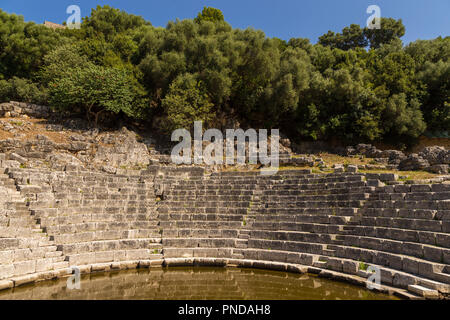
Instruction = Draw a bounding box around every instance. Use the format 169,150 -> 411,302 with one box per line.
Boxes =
0,101 -> 449,180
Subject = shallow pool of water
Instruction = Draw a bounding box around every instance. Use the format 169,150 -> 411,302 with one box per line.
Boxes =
0,267 -> 399,300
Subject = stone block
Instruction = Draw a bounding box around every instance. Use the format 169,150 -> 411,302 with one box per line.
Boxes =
12,274 -> 39,287
436,233 -> 450,248
13,260 -> 36,276
0,280 -> 13,290
393,272 -> 417,288
35,259 -> 54,273
379,173 -> 398,182
380,269 -> 394,285
163,248 -> 194,258
9,153 -> 27,164
443,249 -> 450,264
95,251 -> 114,263
367,179 -> 384,187
402,242 -> 423,258
402,257 -> 419,274
346,165 -> 358,173
91,263 -> 112,272
0,264 -> 14,280
342,260 -> 358,274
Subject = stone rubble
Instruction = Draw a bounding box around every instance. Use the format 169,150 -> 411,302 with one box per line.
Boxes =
346,143 -> 449,174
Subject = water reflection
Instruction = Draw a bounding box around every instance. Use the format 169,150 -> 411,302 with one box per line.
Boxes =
0,267 -> 398,300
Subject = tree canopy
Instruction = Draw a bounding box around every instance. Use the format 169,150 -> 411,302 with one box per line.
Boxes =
0,6 -> 448,144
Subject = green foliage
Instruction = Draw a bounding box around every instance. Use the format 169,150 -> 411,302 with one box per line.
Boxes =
161,73 -> 215,132
364,18 -> 406,49
0,77 -> 48,104
407,37 -> 450,132
382,93 -> 426,140
359,261 -> 369,271
319,24 -> 368,50
40,44 -> 90,84
194,7 -> 225,24
0,9 -> 63,79
0,6 -> 447,147
82,5 -> 151,41
319,18 -> 405,50
48,63 -> 147,124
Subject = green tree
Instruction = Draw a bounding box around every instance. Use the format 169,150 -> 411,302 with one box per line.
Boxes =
162,73 -> 215,132
82,5 -> 151,41
0,7 -> 446,146
40,44 -> 90,84
0,77 -> 47,104
364,18 -> 405,49
382,93 -> 426,141
318,24 -> 368,50
288,38 -> 313,52
0,9 -> 63,79
194,7 -> 225,24
406,37 -> 450,133
48,63 -> 148,124
417,60 -> 450,132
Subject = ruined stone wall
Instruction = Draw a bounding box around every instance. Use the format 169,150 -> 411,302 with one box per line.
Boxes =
0,102 -> 53,119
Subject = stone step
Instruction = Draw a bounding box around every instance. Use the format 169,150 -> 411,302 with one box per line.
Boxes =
259,193 -> 370,201
239,248 -> 449,294
42,221 -> 159,235
161,228 -> 239,239
359,217 -> 445,233
160,221 -> 243,230
434,272 -> 450,284
417,277 -> 450,293
250,220 -> 355,233
158,207 -> 248,215
5,218 -> 36,227
340,234 -> 450,262
246,237 -> 448,283
408,284 -> 439,299
158,213 -> 244,221
366,200 -> 441,210
66,250 -> 163,266
312,260 -> 328,268
53,261 -> 70,270
261,187 -> 376,196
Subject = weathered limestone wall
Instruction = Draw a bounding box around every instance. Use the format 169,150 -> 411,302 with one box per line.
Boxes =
0,161 -> 449,299
0,102 -> 53,119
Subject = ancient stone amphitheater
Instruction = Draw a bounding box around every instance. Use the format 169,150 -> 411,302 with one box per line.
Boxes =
0,158 -> 449,299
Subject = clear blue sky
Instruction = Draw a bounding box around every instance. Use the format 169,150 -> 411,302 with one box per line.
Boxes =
1,0 -> 449,44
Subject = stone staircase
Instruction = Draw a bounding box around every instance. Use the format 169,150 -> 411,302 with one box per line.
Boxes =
0,167 -> 68,283
5,167 -> 163,268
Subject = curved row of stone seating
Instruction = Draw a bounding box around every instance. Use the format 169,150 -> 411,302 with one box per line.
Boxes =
5,168 -> 163,267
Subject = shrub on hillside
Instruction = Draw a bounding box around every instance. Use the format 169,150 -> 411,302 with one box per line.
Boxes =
161,73 -> 215,132
48,63 -> 148,125
0,77 -> 48,104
